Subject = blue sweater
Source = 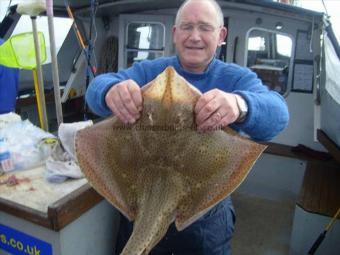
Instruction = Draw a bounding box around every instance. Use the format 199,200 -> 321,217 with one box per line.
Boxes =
0,39 -> 19,114
86,56 -> 289,141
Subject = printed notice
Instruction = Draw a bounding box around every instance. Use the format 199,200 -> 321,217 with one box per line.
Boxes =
295,31 -> 313,60
0,224 -> 52,255
293,63 -> 313,92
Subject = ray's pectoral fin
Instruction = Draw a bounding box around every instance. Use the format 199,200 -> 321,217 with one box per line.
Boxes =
75,117 -> 140,220
174,128 -> 266,230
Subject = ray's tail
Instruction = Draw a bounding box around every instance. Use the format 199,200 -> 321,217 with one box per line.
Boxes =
121,169 -> 185,255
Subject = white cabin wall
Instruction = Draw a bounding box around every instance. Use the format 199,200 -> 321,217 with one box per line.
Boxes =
225,8 -> 324,151
275,93 -> 324,150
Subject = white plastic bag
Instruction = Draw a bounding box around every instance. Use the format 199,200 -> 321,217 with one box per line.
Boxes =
0,119 -> 55,172
45,120 -> 93,183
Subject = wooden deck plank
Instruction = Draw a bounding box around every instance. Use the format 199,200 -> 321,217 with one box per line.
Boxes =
297,160 -> 340,218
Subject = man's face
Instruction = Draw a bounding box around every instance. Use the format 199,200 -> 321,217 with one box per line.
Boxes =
173,1 -> 227,73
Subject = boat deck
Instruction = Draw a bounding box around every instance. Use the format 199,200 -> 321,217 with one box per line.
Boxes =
232,192 -> 295,255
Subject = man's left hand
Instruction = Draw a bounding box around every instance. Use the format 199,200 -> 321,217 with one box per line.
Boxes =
195,89 -> 240,132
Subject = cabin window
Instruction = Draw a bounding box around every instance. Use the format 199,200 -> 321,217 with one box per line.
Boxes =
246,29 -> 292,96
126,22 -> 165,67
119,15 -> 173,69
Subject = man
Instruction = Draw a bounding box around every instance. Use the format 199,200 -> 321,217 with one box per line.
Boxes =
86,0 -> 289,254
0,38 -> 19,114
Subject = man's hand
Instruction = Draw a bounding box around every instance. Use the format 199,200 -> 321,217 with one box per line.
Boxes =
195,89 -> 240,132
105,79 -> 143,124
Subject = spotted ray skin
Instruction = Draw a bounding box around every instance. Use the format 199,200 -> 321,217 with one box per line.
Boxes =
75,67 -> 266,255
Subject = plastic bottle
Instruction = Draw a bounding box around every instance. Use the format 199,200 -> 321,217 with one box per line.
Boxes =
0,137 -> 14,172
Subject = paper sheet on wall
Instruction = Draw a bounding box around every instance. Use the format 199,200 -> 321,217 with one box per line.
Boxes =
295,31 -> 313,60
293,64 -> 313,92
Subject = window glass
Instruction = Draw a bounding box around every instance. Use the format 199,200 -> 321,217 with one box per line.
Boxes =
125,22 -> 165,67
127,23 -> 164,50
248,36 -> 266,51
276,34 -> 292,57
126,51 -> 163,67
247,29 -> 292,95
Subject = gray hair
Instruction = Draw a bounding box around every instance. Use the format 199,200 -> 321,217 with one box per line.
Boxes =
175,0 -> 224,27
